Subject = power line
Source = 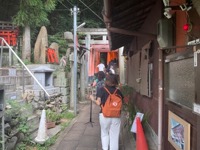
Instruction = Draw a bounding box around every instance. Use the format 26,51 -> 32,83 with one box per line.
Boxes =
54,9 -> 69,11
78,0 -> 104,22
81,0 -> 98,12
58,0 -> 71,11
58,0 -> 103,22
66,0 -> 74,7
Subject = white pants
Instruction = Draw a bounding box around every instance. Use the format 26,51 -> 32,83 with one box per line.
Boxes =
99,113 -> 121,150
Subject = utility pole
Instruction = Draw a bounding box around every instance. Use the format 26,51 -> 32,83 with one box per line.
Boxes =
71,6 -> 78,116
85,34 -> 91,84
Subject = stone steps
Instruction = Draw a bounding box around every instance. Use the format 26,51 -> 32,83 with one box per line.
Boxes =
0,68 -> 16,76
0,67 -> 33,101
4,85 -> 34,100
3,84 -> 16,92
0,68 -> 30,76
1,65 -> 66,147
0,75 -> 33,85
0,76 -> 16,84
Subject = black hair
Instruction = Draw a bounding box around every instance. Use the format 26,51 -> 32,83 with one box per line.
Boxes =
105,74 -> 118,87
97,71 -> 105,81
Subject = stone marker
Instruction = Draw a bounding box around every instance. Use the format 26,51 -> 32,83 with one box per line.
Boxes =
34,26 -> 48,64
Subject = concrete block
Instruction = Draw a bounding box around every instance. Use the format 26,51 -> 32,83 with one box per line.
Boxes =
60,87 -> 67,95
16,76 -> 33,86
32,87 -> 60,98
4,84 -> 16,91
61,87 -> 70,95
0,68 -> 16,76
16,69 -> 28,76
53,87 -> 60,94
0,76 -> 16,85
46,87 -> 61,95
55,71 -> 66,78
46,88 -> 55,95
9,68 -> 16,76
54,78 -> 68,87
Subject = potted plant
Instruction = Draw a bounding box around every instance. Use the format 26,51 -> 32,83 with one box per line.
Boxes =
46,109 -> 61,129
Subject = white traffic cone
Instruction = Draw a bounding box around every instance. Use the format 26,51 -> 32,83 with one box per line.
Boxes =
35,109 -> 49,144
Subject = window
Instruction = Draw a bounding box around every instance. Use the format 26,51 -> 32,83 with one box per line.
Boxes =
164,51 -> 194,109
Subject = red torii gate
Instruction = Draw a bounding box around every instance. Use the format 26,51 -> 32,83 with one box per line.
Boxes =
0,21 -> 19,46
88,44 -> 118,76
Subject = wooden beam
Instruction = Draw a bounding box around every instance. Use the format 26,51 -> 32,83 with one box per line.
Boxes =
103,0 -> 111,17
108,27 -> 156,39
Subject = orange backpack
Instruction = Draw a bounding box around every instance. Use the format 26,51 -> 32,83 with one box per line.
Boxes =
101,87 -> 122,117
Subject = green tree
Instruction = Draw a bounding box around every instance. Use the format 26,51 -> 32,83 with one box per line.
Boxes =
47,0 -> 104,35
12,0 -> 57,61
0,0 -> 104,60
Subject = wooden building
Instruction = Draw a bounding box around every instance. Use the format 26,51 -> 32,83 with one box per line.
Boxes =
102,0 -> 200,149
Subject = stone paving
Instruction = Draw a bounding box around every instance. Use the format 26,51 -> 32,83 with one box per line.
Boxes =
49,101 -> 157,150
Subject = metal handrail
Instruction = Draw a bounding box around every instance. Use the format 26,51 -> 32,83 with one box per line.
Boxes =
0,37 -> 50,97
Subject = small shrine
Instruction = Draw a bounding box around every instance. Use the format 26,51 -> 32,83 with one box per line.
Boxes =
31,66 -> 54,90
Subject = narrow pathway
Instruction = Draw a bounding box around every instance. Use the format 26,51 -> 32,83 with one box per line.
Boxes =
49,101 -> 135,150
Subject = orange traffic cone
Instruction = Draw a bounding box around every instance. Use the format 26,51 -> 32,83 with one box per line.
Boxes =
136,117 -> 148,150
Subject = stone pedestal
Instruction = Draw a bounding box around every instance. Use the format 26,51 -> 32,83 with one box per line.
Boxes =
31,66 -> 54,90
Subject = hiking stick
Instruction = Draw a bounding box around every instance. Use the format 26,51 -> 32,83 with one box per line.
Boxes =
85,86 -> 94,127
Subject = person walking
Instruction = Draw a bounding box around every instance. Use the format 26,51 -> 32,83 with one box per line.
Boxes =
97,61 -> 105,72
109,65 -> 115,74
96,71 -> 106,91
89,74 -> 123,150
91,71 -> 105,87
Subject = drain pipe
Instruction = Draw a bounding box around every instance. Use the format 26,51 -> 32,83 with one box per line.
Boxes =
0,37 -> 50,98
158,48 -> 163,150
